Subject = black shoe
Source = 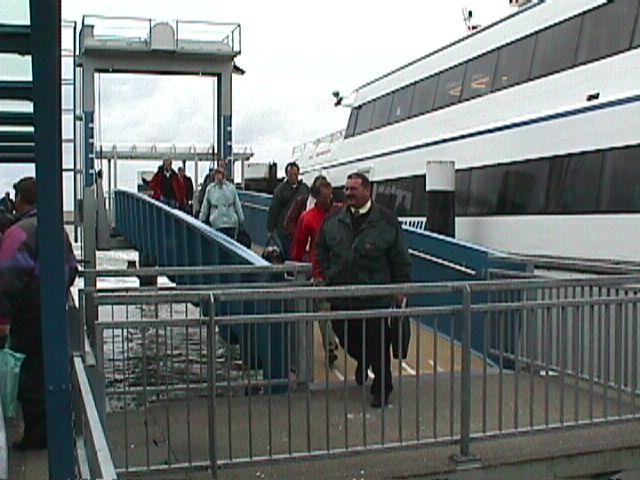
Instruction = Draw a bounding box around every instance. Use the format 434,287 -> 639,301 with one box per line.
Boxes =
371,392 -> 390,408
12,436 -> 47,451
355,362 -> 368,386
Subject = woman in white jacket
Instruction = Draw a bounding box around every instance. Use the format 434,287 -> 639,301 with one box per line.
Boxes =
198,168 -> 245,239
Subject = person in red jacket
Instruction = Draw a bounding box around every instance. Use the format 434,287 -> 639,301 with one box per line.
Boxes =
175,167 -> 194,213
148,159 -> 183,208
291,180 -> 338,365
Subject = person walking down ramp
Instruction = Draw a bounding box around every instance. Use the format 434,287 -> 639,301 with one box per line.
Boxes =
291,179 -> 338,366
317,172 -> 411,407
267,162 -> 309,260
199,168 -> 245,239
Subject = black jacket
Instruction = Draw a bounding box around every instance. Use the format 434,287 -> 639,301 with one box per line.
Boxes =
267,180 -> 309,236
316,203 -> 411,309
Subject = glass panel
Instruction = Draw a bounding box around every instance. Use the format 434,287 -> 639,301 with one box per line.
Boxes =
345,108 -> 358,138
467,164 -> 507,215
354,101 -> 374,135
370,93 -> 393,130
62,84 -> 74,110
493,35 -> 536,91
409,76 -> 437,117
530,17 -> 582,79
461,51 -> 498,100
389,84 -> 414,124
546,152 -> 603,213
0,53 -> 32,81
434,64 -> 466,109
495,160 -> 549,214
0,0 -> 29,24
455,169 -> 471,215
599,147 -> 640,212
576,0 -> 638,64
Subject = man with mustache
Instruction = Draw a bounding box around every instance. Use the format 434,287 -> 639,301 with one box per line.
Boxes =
316,172 -> 411,407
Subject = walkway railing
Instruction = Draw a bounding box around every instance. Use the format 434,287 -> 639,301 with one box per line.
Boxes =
89,273 -> 640,477
72,355 -> 118,480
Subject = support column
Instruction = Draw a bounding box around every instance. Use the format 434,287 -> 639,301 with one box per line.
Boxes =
30,0 -> 75,477
218,70 -> 233,179
425,160 -> 456,237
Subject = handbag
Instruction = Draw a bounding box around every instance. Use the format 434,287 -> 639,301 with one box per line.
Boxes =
261,234 -> 283,264
0,338 -> 25,418
235,227 -> 252,249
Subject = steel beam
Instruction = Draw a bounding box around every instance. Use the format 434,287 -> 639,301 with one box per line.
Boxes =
29,0 -> 76,478
0,24 -> 30,54
0,112 -> 33,126
0,131 -> 34,144
0,81 -> 33,100
0,153 -> 35,164
0,144 -> 34,154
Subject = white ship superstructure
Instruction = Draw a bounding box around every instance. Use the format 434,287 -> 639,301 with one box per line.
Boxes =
294,0 -> 640,260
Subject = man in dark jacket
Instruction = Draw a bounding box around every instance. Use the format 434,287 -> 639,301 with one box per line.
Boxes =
0,177 -> 78,449
316,172 -> 411,407
266,162 -> 309,260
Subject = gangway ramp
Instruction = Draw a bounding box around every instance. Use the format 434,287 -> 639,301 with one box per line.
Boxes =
112,189 -> 526,386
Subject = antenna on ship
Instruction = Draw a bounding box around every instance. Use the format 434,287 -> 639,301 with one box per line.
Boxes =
462,7 -> 481,32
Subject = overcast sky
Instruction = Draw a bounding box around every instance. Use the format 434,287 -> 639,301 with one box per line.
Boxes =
3,0 -> 513,206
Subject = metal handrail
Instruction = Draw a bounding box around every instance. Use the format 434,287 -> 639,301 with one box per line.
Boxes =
72,355 -> 117,480
81,262 -> 311,278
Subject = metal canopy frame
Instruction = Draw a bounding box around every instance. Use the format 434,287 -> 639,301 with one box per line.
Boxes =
78,15 -> 240,287
1,2 -> 75,478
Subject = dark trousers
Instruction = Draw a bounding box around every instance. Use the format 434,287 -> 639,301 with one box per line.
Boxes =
17,353 -> 46,441
331,317 -> 392,396
218,227 -> 236,239
277,233 -> 292,261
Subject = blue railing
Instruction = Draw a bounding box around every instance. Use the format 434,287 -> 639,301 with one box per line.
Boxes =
113,190 -> 296,381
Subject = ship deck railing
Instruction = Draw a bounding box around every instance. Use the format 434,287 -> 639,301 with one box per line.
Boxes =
80,15 -> 241,55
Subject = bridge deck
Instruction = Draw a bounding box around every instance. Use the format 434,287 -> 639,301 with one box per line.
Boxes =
105,373 -> 639,478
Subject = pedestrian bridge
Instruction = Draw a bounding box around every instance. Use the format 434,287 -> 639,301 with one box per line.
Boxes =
71,191 -> 640,478
9,189 -> 640,479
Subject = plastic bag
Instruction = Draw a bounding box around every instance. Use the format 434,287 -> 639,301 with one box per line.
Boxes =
0,347 -> 25,418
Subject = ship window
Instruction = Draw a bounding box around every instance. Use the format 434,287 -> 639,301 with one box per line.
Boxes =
497,160 -> 549,214
467,164 -> 507,215
599,146 -> 640,212
373,175 -> 426,216
354,101 -> 374,135
455,169 -> 471,215
546,152 -> 603,214
492,35 -> 536,91
461,51 -> 498,100
370,93 -> 393,130
530,16 -> 582,79
434,64 -> 466,109
389,84 -> 414,124
345,108 -> 358,138
576,0 -> 638,65
409,76 -> 438,117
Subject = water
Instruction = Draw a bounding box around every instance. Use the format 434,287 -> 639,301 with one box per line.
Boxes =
84,248 -> 262,411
